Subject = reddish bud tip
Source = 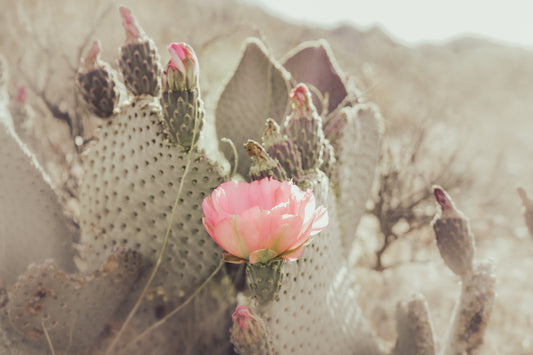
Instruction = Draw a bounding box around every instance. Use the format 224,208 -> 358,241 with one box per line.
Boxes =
290,83 -> 311,107
433,186 -> 453,211
81,41 -> 101,72
119,6 -> 142,42
16,87 -> 26,104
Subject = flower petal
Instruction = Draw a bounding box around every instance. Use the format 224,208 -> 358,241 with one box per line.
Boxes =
279,244 -> 305,262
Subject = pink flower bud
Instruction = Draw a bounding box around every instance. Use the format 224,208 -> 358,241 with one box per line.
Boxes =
230,305 -> 274,353
289,83 -> 314,116
15,87 -> 26,104
232,305 -> 253,329
119,6 -> 142,43
164,42 -> 199,91
202,178 -> 328,264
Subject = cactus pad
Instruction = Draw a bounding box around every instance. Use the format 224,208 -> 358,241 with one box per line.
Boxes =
216,38 -> 290,178
332,104 -> 383,251
6,249 -> 142,353
0,113 -> 76,286
282,40 -> 349,115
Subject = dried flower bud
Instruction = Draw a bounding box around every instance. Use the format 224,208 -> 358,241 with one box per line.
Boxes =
230,305 -> 275,354
432,186 -> 475,277
262,118 -> 303,180
244,140 -> 288,182
77,41 -> 118,118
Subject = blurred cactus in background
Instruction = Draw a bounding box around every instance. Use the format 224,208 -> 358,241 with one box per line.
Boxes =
0,5 -> 498,355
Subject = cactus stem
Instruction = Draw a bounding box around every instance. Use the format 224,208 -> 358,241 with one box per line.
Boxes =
105,100 -> 202,355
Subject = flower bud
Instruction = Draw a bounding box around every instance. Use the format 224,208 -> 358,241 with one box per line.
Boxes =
230,305 -> 275,355
244,140 -> 288,182
432,186 -> 475,277
284,84 -> 325,171
15,87 -> 26,104
164,43 -> 199,92
118,6 -> 161,96
77,41 -> 118,118
160,43 -> 203,151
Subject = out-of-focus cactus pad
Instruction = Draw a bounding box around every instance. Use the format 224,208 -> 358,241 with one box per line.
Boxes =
393,294 -> 436,355
6,249 -> 142,353
282,40 -> 348,115
257,173 -> 385,355
216,38 -> 290,177
0,116 -> 76,286
332,104 -> 383,251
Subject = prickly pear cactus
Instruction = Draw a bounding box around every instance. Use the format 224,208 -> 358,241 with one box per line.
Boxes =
0,7 -> 497,355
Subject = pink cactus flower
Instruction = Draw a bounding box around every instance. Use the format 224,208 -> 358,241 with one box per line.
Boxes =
119,6 -> 142,43
202,178 -> 328,264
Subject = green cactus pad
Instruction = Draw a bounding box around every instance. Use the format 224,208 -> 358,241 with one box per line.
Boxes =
77,65 -> 118,118
257,172 -> 385,355
119,41 -> 161,97
0,111 -> 76,286
160,88 -> 204,151
215,38 -> 290,178
433,217 -> 475,276
331,104 -> 383,252
78,97 -> 226,291
6,249 -> 142,353
282,40 -> 349,115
